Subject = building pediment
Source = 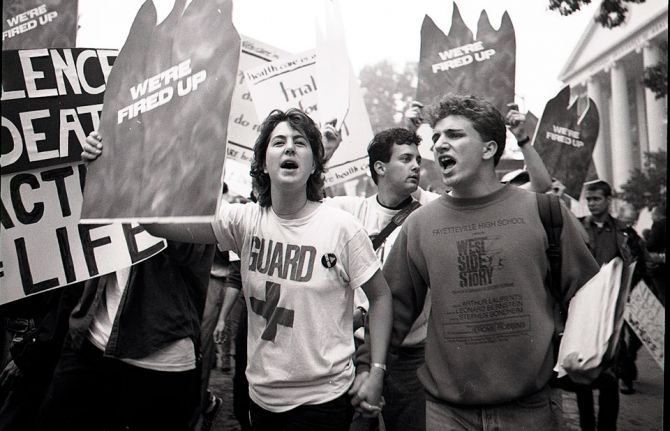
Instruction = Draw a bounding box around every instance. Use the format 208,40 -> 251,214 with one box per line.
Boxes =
559,1 -> 668,85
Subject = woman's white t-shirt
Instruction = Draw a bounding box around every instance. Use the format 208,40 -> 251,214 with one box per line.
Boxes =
211,202 -> 379,412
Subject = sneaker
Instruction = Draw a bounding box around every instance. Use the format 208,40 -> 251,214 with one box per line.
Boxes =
201,395 -> 222,431
619,381 -> 636,395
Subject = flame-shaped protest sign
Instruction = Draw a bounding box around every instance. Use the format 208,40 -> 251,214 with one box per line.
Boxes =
2,0 -> 77,50
417,3 -> 515,113
534,86 -> 599,199
81,0 -> 240,222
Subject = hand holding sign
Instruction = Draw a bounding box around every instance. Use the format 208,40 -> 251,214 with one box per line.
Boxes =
534,86 -> 599,199
81,0 -> 241,222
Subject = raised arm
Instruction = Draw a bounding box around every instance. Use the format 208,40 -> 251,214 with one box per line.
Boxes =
519,144 -> 553,193
506,109 -> 553,193
403,101 -> 424,133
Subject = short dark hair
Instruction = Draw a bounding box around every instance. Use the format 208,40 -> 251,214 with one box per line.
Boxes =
425,94 -> 506,166
367,128 -> 421,184
585,180 -> 612,198
250,108 -> 325,207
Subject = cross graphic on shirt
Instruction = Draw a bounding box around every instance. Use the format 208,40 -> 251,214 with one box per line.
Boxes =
250,281 -> 295,342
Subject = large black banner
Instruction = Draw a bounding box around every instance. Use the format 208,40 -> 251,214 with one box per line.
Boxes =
534,86 -> 599,199
417,3 -> 515,113
2,0 -> 77,50
2,48 -> 115,174
81,0 -> 241,222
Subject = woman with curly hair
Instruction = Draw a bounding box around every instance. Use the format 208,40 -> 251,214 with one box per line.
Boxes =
83,108 -> 392,430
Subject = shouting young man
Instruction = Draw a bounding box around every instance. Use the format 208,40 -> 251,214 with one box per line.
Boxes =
367,94 -> 599,430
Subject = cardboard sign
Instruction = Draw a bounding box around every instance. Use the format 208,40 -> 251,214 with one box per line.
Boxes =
533,86 -> 599,199
1,48 -> 166,305
1,164 -> 165,304
1,49 -> 117,174
245,50 -> 372,187
81,0 -> 240,222
2,0 -> 77,49
316,0 -> 350,129
625,281 -> 664,370
224,37 -> 289,198
417,3 -> 516,114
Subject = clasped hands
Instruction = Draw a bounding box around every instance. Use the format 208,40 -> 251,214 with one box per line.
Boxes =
348,368 -> 385,418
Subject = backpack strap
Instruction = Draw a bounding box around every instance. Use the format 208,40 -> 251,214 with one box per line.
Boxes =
537,193 -> 580,388
536,193 -> 565,313
371,200 -> 422,251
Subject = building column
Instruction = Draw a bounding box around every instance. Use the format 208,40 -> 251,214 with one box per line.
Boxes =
642,43 -> 667,152
587,76 -> 612,183
609,62 -> 635,189
635,78 -> 649,167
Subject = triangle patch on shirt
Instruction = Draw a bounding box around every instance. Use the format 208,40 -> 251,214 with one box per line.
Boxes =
321,253 -> 337,268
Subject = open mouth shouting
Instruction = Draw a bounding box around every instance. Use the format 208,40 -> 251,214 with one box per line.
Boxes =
437,154 -> 456,172
280,160 -> 299,170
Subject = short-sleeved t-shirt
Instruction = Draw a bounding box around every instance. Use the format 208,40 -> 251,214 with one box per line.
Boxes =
211,202 -> 380,412
325,189 -> 440,345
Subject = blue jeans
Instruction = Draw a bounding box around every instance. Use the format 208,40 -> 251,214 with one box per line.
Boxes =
382,344 -> 426,431
426,385 -> 559,431
249,392 -> 354,431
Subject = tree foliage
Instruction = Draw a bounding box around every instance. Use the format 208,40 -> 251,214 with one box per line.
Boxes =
618,150 -> 667,211
358,60 -> 418,134
548,0 -> 646,28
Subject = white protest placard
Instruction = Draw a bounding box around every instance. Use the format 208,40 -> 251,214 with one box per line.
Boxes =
224,37 -> 290,197
245,50 -> 372,187
625,281 -> 664,369
1,162 -> 166,305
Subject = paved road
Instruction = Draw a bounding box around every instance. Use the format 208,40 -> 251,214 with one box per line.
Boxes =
209,345 -> 664,430
561,345 -> 664,430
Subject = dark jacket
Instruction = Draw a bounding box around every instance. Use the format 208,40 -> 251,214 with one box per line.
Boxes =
579,214 -> 650,287
67,241 -> 215,360
1,283 -> 83,376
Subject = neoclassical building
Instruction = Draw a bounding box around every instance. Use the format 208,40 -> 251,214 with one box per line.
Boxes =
558,0 -> 667,190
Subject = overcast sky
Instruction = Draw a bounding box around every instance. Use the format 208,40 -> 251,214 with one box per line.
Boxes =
77,0 -> 599,115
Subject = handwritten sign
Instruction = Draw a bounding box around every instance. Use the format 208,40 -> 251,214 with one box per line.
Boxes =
625,281 -> 664,369
1,48 -> 166,305
245,50 -> 372,187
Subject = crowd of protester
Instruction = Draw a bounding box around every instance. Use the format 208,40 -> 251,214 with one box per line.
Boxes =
0,93 -> 665,431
